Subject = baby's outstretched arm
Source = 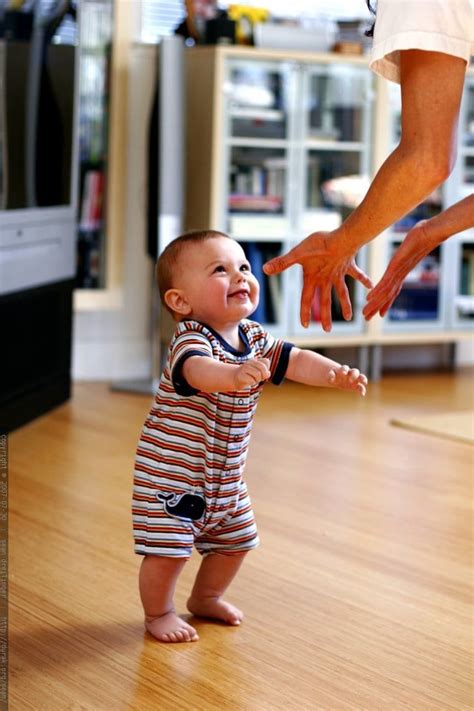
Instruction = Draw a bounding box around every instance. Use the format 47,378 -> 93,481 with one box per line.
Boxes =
285,348 -> 367,396
183,356 -> 271,392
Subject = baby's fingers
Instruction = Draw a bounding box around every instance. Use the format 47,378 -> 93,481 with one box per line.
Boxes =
348,368 -> 360,383
328,365 -> 349,385
331,366 -> 368,396
246,358 -> 271,381
257,359 -> 272,380
353,371 -> 368,397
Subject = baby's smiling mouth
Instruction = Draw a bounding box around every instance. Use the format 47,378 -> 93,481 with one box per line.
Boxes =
228,289 -> 250,299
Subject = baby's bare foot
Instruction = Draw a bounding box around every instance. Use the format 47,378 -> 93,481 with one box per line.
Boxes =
187,596 -> 243,625
145,611 -> 199,643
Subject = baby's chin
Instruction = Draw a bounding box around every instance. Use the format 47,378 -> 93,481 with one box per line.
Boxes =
190,300 -> 259,324
232,302 -> 259,319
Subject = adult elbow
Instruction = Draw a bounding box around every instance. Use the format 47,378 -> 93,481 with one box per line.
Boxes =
400,141 -> 456,192
415,153 -> 454,194
430,151 -> 456,185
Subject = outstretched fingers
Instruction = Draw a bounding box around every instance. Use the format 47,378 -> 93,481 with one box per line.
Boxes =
364,280 -> 402,319
348,262 -> 374,290
319,283 -> 333,332
300,278 -> 317,328
334,275 -> 352,322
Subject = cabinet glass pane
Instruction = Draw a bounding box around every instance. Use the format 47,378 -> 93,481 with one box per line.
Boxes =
389,82 -> 402,144
463,155 -> 474,185
462,83 -> 474,147
306,149 -> 363,214
228,66 -> 287,140
388,243 -> 441,321
76,1 -> 113,289
392,192 -> 443,233
456,242 -> 474,322
305,149 -> 364,324
238,241 -> 283,326
307,68 -> 367,142
228,146 -> 288,238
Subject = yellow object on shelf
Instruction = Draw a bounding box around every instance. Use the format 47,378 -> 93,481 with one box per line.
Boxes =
228,5 -> 270,44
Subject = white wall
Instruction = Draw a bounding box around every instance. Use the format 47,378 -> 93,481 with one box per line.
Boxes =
456,339 -> 474,366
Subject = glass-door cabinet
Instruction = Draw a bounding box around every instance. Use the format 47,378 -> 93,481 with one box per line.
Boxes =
295,61 -> 373,334
221,60 -> 297,333
220,57 -> 374,336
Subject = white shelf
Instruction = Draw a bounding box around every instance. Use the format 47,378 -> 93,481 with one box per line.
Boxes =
305,140 -> 365,151
229,213 -> 289,239
228,137 -> 288,148
230,107 -> 284,121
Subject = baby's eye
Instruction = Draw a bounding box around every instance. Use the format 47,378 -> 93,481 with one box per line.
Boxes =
240,263 -> 250,272
213,265 -> 226,273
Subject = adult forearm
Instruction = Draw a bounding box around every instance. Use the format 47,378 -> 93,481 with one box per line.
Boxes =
363,194 -> 474,320
422,194 -> 474,243
338,143 -> 447,253
337,50 -> 465,254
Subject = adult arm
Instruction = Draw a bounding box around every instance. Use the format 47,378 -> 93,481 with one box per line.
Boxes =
285,348 -> 367,396
363,193 -> 474,319
263,51 -> 467,330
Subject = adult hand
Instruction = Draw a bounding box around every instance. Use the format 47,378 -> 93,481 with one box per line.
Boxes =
263,230 -> 373,331
363,220 -> 436,320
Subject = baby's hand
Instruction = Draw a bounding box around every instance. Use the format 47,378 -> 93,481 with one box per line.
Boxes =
328,365 -> 367,397
233,358 -> 271,390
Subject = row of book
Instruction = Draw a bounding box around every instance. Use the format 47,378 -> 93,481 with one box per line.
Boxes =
77,230 -> 103,289
76,168 -> 105,288
79,169 -> 105,231
460,247 -> 474,296
230,159 -> 286,207
458,247 -> 474,317
239,242 -> 281,325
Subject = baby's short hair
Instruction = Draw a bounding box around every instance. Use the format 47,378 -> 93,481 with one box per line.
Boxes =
156,229 -> 229,312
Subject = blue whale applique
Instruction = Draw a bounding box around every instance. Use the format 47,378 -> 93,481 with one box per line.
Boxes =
157,491 -> 205,521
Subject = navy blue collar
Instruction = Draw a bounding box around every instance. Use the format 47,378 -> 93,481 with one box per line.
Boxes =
199,322 -> 251,356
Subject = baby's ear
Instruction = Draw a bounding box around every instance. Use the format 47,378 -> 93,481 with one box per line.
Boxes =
164,288 -> 192,316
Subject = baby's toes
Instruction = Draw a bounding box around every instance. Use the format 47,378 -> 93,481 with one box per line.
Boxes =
179,628 -> 191,642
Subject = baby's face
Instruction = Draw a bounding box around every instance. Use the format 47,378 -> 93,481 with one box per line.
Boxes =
172,237 -> 260,325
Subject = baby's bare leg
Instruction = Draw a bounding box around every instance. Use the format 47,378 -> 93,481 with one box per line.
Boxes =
187,552 -> 247,625
139,555 -> 198,642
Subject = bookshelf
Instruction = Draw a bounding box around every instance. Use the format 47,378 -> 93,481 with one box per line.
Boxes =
74,0 -> 130,311
184,46 -> 473,373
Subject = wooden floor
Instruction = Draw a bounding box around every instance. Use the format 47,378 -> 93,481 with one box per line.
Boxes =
8,372 -> 474,710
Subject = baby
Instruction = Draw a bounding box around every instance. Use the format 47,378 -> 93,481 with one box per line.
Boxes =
132,229 -> 367,643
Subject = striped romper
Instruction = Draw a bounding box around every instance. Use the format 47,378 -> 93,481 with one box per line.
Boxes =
132,319 -> 293,558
